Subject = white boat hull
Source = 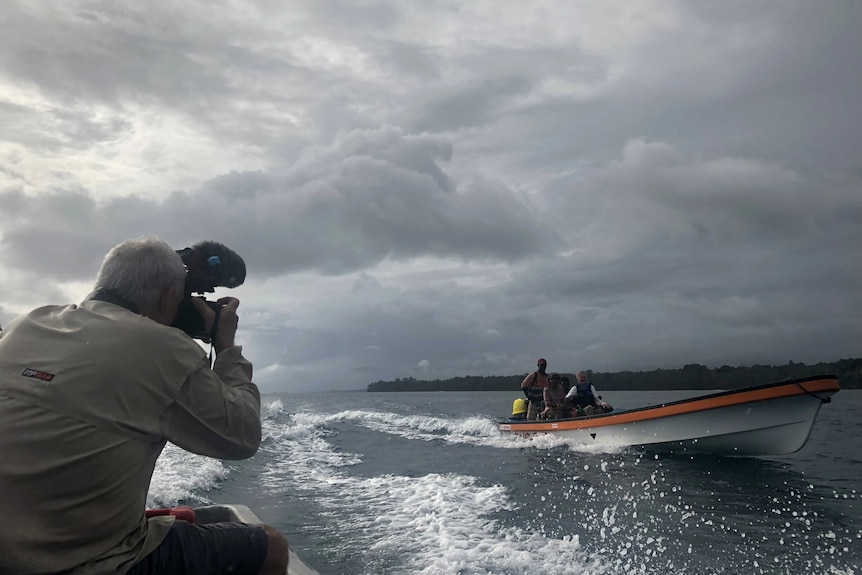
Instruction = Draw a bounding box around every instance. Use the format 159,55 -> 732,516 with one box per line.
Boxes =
499,376 -> 839,456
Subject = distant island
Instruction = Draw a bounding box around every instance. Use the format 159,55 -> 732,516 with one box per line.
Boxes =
366,358 -> 862,392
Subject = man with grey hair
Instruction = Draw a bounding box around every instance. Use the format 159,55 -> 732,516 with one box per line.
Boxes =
0,237 -> 289,575
565,370 -> 613,415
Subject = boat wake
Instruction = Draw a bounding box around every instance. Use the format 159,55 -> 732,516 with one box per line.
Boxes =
256,401 -> 619,574
266,401 -> 626,455
149,443 -> 228,508
148,397 -> 861,574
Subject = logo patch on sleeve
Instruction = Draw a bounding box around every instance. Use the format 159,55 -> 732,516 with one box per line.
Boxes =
22,368 -> 56,382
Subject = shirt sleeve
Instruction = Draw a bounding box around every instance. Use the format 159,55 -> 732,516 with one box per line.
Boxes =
160,346 -> 262,460
565,387 -> 577,399
590,385 -> 600,401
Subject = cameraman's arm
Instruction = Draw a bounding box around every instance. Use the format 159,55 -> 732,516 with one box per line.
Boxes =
161,349 -> 261,459
162,298 -> 261,459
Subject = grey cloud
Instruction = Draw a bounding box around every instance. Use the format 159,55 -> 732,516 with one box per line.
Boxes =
542,139 -> 862,253
352,273 -> 382,292
194,128 -> 557,274
0,127 -> 555,281
436,3 -> 862,181
0,188 -> 154,277
0,2 -> 312,150
0,102 -> 133,154
2,1 -> 861,391
241,230 -> 860,391
0,269 -> 69,321
306,0 -> 400,31
377,41 -> 440,80
409,42 -> 603,135
414,76 -> 535,132
0,5 -> 229,105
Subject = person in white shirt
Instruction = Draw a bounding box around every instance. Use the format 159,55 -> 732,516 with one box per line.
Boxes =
565,371 -> 612,415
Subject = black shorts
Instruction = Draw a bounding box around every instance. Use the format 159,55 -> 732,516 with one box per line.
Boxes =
127,520 -> 269,575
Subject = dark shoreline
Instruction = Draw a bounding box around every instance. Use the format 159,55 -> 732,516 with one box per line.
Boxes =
366,358 -> 862,392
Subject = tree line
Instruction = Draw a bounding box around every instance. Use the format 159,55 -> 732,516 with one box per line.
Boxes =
366,357 -> 862,392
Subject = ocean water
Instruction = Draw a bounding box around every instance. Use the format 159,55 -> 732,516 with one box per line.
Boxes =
149,389 -> 862,574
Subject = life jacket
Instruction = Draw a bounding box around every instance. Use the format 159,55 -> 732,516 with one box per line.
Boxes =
524,371 -> 548,403
572,381 -> 597,407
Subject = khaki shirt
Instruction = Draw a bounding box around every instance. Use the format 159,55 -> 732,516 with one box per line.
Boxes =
0,301 -> 261,575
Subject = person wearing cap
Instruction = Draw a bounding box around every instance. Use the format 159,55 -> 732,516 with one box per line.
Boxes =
520,358 -> 550,420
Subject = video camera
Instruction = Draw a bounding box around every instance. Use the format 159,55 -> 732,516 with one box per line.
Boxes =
171,241 -> 246,342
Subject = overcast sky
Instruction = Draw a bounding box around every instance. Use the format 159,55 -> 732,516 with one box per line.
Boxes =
1,1 -> 860,392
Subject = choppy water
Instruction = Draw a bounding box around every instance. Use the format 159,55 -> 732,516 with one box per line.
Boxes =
149,389 -> 862,574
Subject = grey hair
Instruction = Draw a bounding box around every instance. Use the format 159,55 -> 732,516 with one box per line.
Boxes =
93,237 -> 186,315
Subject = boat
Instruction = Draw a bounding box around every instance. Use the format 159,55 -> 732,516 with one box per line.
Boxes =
182,505 -> 320,575
498,375 -> 840,456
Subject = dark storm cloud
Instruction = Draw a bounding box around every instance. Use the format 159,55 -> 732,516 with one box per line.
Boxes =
281,135 -> 859,386
414,77 -> 535,132
0,127 -> 555,281
2,0 -> 861,390
531,138 -> 862,271
0,2 -> 320,152
623,1 -> 862,171
438,2 -> 862,181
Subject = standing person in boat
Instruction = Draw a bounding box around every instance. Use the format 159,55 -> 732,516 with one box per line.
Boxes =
0,237 -> 289,575
565,370 -> 613,415
541,373 -> 568,419
521,358 -> 550,420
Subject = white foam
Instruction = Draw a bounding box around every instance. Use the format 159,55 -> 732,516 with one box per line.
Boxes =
143,398 -> 859,573
269,408 -> 626,456
263,397 -> 285,420
147,397 -> 289,507
146,400 -> 859,573
148,442 -> 227,508
258,407 -> 621,574
345,473 -> 616,575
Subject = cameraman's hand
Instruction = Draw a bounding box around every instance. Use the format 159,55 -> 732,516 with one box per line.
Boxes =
191,296 -> 240,353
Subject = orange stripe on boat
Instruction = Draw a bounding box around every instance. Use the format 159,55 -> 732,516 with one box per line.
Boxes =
505,376 -> 840,432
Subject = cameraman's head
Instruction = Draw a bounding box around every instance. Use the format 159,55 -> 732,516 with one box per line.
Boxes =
93,237 -> 186,325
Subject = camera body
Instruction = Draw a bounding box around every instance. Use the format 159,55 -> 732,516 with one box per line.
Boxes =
170,241 -> 246,342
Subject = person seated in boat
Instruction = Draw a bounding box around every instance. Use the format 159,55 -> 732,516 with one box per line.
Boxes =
0,237 -> 289,575
521,358 -> 550,420
541,373 -> 568,419
560,375 -> 571,396
565,370 -> 613,415
509,397 -> 528,421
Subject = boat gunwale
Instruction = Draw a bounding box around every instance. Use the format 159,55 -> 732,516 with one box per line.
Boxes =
193,504 -> 320,575
499,374 -> 840,432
